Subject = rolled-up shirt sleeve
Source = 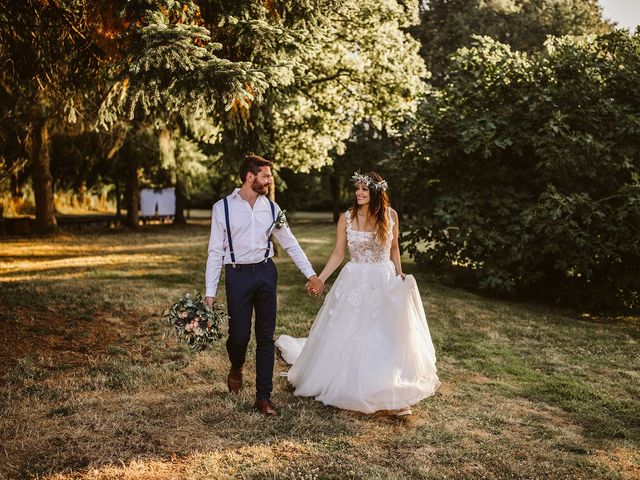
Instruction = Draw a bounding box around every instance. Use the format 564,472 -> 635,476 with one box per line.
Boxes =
272,207 -> 316,279
205,204 -> 225,298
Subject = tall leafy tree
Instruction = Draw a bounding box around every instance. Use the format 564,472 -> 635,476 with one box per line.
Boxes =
214,0 -> 427,220
414,0 -> 611,83
99,1 -> 336,128
105,0 -> 427,169
273,1 -> 427,170
0,0 -> 330,230
105,0 -> 427,209
0,1 -> 110,232
96,0 -> 341,218
401,32 -> 640,311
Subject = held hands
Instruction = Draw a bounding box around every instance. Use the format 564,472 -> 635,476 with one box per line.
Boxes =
306,275 -> 325,297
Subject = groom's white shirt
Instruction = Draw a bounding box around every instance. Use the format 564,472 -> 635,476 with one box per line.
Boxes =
205,188 -> 316,297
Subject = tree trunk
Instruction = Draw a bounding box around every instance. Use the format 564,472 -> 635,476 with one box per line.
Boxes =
174,179 -> 187,224
157,125 -> 184,226
107,126 -> 127,221
391,190 -> 404,220
124,154 -> 140,229
77,181 -> 87,208
10,174 -> 22,199
329,170 -> 341,223
0,203 -> 5,236
31,118 -> 58,234
269,174 -> 279,255
115,180 -> 122,217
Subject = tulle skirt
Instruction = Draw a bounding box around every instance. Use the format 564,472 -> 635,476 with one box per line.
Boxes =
276,260 -> 440,413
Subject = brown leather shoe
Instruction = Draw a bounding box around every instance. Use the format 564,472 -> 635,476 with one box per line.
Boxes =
255,399 -> 278,416
227,367 -> 242,393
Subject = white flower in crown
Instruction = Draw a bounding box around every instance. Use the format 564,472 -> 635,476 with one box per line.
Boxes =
351,172 -> 388,192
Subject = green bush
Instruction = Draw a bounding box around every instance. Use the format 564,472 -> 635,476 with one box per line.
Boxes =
401,32 -> 640,311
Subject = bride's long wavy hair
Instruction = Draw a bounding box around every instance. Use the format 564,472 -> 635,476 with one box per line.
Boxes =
350,171 -> 390,245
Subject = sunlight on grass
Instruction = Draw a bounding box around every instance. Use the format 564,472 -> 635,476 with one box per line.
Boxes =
0,254 -> 179,276
42,441 -> 314,480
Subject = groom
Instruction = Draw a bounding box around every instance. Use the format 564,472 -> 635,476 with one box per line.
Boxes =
204,154 -> 325,416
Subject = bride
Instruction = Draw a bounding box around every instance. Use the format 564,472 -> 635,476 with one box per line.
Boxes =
276,171 -> 440,415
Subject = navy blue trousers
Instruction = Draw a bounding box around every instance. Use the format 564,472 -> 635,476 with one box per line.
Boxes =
224,258 -> 278,401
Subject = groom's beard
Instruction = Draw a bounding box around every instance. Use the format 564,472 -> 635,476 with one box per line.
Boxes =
251,179 -> 270,195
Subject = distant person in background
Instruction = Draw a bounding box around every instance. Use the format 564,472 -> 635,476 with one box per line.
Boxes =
204,154 -> 324,416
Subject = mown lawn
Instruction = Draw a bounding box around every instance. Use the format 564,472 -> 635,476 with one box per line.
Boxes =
0,216 -> 638,479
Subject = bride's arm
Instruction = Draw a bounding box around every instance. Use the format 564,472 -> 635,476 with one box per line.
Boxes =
318,214 -> 348,283
390,209 -> 404,277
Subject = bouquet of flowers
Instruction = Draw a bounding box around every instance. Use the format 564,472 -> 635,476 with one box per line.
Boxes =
163,292 -> 227,351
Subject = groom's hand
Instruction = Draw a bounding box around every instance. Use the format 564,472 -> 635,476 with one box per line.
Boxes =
204,296 -> 215,308
306,275 -> 324,297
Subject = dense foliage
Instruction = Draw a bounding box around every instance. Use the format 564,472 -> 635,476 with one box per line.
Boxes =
0,0 -> 112,231
1,0 -> 426,228
3,1 -> 638,312
414,0 -> 611,82
401,32 -> 640,311
267,1 -> 426,171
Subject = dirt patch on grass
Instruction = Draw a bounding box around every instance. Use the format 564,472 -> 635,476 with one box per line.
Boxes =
595,447 -> 640,480
0,303 -> 125,375
41,441 -> 317,480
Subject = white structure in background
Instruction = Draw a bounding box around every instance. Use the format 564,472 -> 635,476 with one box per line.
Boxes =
140,188 -> 176,217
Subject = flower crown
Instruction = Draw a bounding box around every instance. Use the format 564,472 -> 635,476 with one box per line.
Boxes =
351,172 -> 388,192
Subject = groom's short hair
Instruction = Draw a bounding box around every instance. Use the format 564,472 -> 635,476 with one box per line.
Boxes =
240,154 -> 273,182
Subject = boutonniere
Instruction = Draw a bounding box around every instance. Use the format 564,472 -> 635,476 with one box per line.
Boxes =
268,210 -> 288,235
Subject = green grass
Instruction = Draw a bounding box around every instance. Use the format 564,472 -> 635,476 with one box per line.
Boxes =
0,219 -> 638,479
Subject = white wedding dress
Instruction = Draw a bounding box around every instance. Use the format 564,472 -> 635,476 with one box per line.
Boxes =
276,209 -> 440,413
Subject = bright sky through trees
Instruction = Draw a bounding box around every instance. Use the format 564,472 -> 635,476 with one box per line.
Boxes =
599,0 -> 640,30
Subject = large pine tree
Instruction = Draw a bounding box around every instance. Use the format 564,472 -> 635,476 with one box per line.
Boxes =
1,1 -> 108,232
103,0 -> 428,203
3,1 -> 428,227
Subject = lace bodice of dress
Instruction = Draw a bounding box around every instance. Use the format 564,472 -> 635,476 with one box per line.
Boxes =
345,208 -> 394,264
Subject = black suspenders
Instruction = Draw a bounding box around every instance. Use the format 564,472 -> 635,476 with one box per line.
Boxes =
223,197 -> 236,267
223,196 -> 276,268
